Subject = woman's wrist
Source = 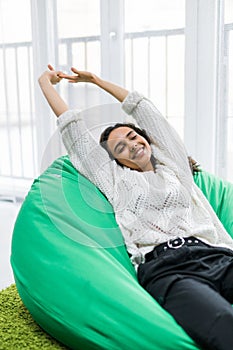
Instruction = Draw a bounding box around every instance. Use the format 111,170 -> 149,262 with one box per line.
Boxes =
38,73 -> 51,87
91,74 -> 102,86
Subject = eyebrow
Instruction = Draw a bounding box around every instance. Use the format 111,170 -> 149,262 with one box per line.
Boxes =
113,130 -> 134,153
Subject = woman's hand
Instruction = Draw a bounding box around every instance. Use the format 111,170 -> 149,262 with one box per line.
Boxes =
58,67 -> 98,84
39,64 -> 64,85
38,64 -> 68,117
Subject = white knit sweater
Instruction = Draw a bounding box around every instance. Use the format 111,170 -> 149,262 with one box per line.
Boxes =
57,91 -> 233,266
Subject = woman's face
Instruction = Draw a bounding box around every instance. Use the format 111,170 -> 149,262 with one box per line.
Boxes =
107,127 -> 153,172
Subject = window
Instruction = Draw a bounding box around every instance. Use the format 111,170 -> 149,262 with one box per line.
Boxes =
224,0 -> 233,182
57,0 -> 101,111
224,0 -> 233,24
1,0 -> 232,197
57,0 -> 100,38
0,0 -> 36,181
124,0 -> 185,32
124,0 -> 185,137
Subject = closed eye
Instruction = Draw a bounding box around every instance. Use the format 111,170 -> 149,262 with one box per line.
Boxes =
117,135 -> 137,153
117,145 -> 125,154
115,142 -> 125,154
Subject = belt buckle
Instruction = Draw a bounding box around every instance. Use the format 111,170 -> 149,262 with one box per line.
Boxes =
167,236 -> 185,249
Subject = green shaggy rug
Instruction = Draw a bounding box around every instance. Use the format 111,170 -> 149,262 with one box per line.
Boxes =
0,284 -> 67,350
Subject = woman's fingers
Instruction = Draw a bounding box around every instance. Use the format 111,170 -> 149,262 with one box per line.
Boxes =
71,67 -> 79,74
48,64 -> 55,71
58,73 -> 73,79
48,65 -> 80,77
58,71 -> 80,83
50,66 -> 88,83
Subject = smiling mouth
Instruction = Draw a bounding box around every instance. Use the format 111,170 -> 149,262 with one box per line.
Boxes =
132,147 -> 144,160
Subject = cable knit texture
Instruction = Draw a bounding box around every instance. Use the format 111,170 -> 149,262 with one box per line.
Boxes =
57,91 -> 233,267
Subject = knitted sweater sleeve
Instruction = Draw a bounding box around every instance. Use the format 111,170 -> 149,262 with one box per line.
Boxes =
57,108 -> 141,258
57,109 -> 119,203
122,91 -> 193,187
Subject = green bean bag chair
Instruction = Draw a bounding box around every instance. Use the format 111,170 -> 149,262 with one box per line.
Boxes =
11,156 -> 233,350
194,170 -> 233,237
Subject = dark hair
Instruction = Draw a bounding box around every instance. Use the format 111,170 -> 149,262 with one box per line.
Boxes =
99,122 -> 157,168
99,122 -> 201,174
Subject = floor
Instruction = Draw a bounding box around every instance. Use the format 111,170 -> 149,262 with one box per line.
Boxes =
0,201 -> 21,290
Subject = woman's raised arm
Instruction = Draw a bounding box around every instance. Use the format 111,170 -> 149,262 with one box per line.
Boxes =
38,65 -> 68,117
59,67 -> 129,103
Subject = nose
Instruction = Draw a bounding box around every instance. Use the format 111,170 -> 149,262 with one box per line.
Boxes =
130,143 -> 137,152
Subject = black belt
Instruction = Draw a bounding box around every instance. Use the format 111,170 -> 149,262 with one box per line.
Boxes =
145,236 -> 207,262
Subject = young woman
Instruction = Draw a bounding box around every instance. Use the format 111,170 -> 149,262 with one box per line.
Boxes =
39,65 -> 233,350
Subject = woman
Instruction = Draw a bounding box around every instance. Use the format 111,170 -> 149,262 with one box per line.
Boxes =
39,65 -> 233,350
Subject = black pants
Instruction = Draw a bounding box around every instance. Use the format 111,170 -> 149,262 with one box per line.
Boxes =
138,239 -> 233,350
